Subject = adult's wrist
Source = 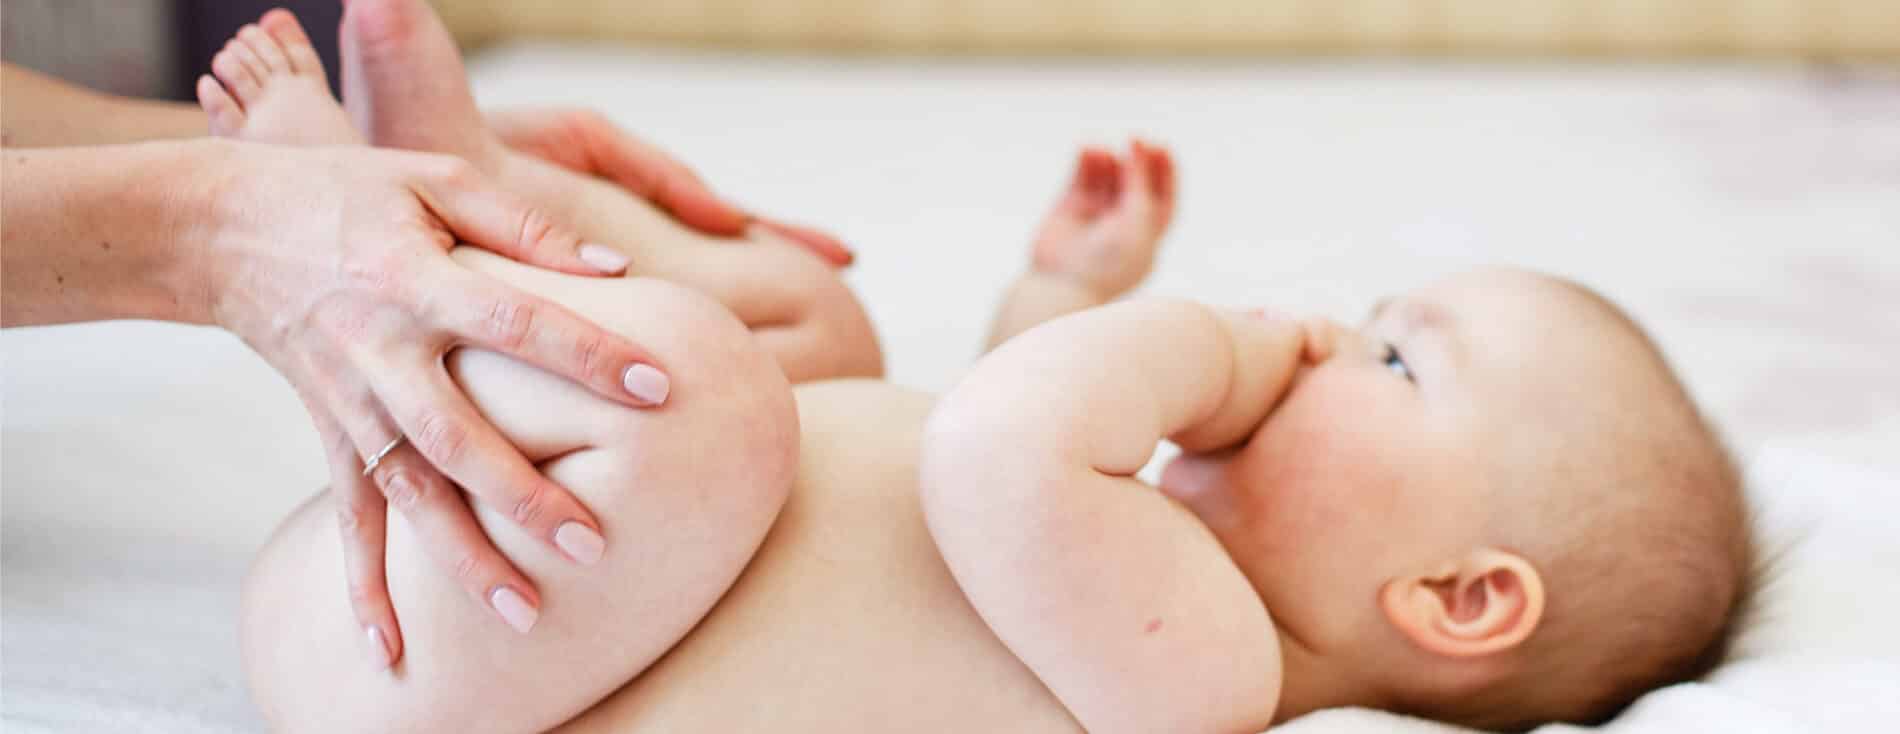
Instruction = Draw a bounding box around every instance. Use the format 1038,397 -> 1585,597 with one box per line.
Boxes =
0,139 -> 234,327
128,138 -> 241,326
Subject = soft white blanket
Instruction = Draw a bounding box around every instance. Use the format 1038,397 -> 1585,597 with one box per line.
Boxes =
3,46 -> 1896,732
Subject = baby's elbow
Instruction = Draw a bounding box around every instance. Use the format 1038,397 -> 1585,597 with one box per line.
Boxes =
918,383 -> 1057,526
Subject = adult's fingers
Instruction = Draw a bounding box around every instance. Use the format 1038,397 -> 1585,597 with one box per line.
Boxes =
361,440 -> 545,634
406,156 -> 631,278
570,112 -> 752,237
360,344 -> 610,569
310,407 -> 403,669
572,114 -> 857,266
431,269 -> 671,409
753,217 -> 856,268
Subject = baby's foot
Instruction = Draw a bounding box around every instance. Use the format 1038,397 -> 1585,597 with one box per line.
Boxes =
196,10 -> 360,146
1030,140 -> 1176,299
339,0 -> 506,169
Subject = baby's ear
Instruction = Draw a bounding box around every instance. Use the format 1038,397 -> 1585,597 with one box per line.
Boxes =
1378,549 -> 1545,658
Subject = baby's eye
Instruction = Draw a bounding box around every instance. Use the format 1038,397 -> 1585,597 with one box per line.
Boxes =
1383,343 -> 1415,383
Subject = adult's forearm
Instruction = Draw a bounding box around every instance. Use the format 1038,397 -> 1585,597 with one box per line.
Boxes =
1,64 -> 208,147
1,139 -> 230,326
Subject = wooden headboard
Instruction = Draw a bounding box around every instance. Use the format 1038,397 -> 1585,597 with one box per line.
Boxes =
431,0 -> 1898,58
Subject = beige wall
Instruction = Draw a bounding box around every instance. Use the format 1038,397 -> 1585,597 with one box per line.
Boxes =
433,0 -> 1899,58
1,0 -> 179,97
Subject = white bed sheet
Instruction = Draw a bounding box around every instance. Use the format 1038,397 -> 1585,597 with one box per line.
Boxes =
4,45 -> 1897,732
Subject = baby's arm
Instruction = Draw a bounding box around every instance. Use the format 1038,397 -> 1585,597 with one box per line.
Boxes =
921,300 -> 1304,733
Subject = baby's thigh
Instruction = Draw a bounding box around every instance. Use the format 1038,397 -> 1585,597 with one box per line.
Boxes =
241,254 -> 799,733
550,168 -> 882,381
658,238 -> 885,382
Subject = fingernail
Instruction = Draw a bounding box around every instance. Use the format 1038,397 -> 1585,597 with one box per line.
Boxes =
554,521 -> 605,565
578,243 -> 630,274
490,586 -> 539,633
364,625 -> 393,670
622,363 -> 670,406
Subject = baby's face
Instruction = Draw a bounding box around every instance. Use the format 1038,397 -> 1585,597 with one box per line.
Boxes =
1161,269 -> 1624,648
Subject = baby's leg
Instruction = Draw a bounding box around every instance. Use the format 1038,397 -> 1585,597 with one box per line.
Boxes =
242,249 -> 799,733
339,0 -> 881,381
986,141 -> 1175,351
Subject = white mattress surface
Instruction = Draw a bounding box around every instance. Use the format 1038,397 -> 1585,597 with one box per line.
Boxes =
4,46 -> 1897,731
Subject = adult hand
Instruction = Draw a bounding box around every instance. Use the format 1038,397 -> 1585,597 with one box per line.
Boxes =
487,107 -> 856,267
202,141 -> 668,667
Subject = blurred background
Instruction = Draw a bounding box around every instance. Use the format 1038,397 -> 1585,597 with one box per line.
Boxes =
4,0 -> 1896,102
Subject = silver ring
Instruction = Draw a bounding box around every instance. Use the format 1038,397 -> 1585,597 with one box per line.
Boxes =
361,436 -> 407,477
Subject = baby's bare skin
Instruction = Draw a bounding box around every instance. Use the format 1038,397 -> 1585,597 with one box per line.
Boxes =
223,5 -> 1154,730
222,4 -> 1742,731
559,381 -> 1078,732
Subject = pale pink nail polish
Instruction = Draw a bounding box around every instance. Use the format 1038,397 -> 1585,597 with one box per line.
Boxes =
621,363 -> 670,405
364,626 -> 393,670
578,243 -> 630,274
490,586 -> 539,634
554,521 -> 605,565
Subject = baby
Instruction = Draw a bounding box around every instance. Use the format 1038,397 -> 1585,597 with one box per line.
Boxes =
218,3 -> 1751,732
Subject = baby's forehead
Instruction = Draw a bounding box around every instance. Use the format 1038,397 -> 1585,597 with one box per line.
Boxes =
1395,271 -> 1633,344
1396,271 -> 1669,413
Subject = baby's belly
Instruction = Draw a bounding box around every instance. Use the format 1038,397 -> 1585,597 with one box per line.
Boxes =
557,380 -> 1079,733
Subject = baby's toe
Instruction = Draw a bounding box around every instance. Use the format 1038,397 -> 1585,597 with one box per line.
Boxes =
1073,147 -> 1123,213
238,24 -> 291,74
210,46 -> 260,104
196,74 -> 246,137
1133,140 -> 1176,229
1138,141 -> 1174,202
261,9 -> 327,76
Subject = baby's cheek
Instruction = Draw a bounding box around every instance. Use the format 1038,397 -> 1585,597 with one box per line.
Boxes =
1241,380 -> 1408,549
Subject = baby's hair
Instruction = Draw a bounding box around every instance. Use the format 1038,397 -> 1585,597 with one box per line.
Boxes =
1407,277 -> 1757,731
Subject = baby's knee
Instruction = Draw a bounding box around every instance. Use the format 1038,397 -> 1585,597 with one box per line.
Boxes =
239,277 -> 801,733
579,278 -> 802,527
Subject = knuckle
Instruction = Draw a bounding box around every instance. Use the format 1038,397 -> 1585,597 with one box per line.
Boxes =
571,330 -> 607,380
452,553 -> 485,585
341,250 -> 409,297
427,155 -> 477,187
481,296 -> 537,350
413,410 -> 471,466
377,466 -> 427,508
511,483 -> 549,527
334,499 -> 371,533
513,206 -> 566,257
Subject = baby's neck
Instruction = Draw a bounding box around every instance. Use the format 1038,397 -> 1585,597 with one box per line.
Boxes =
1272,626 -> 1385,723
